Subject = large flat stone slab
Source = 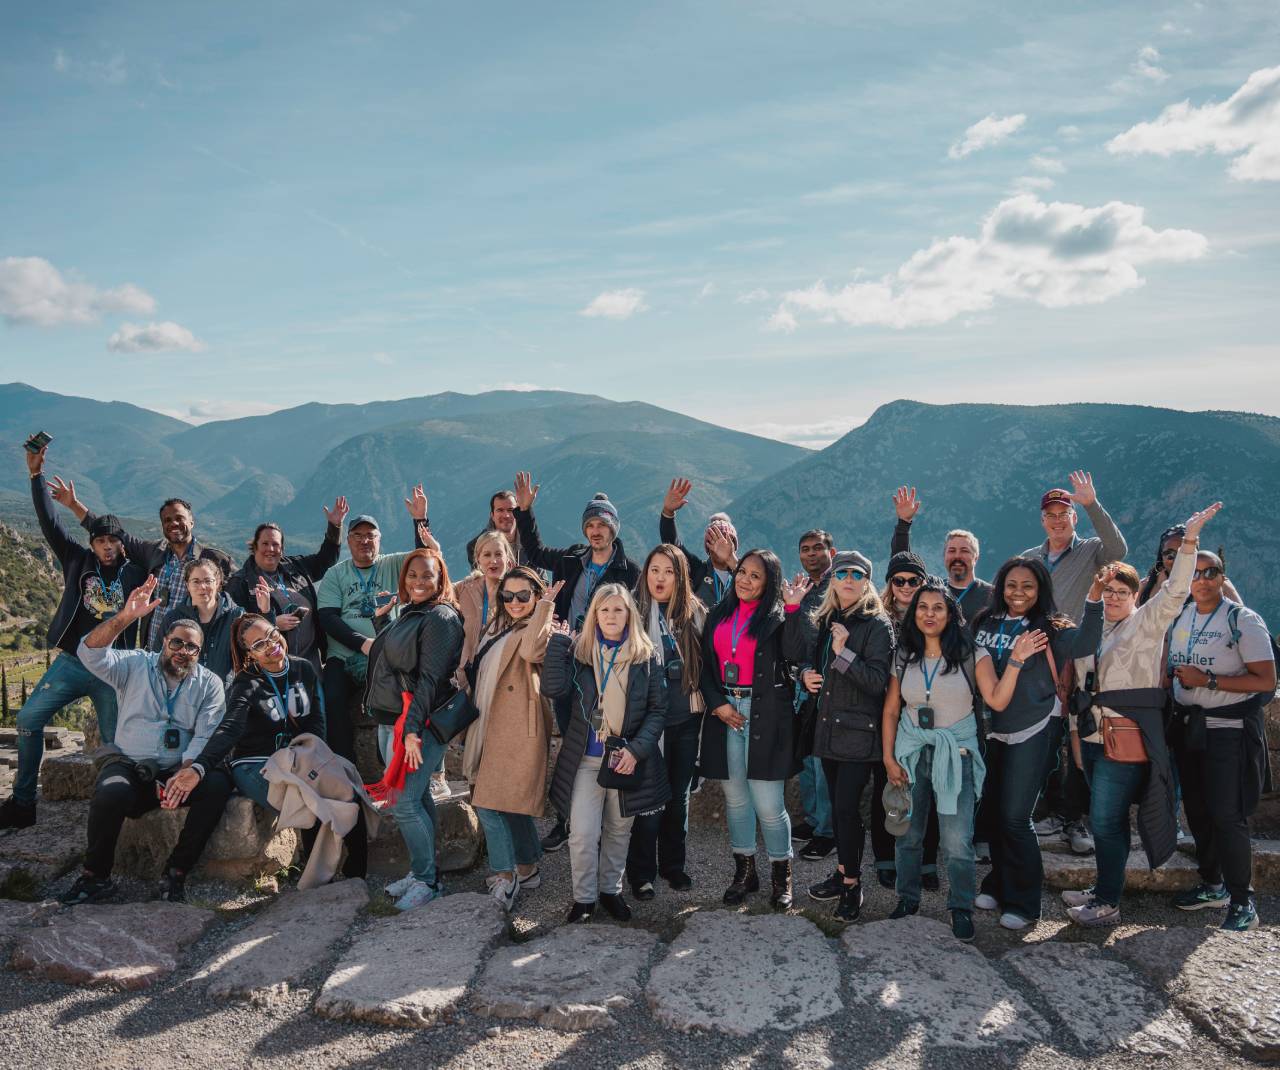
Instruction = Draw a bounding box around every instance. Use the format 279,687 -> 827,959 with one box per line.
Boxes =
0,900 -> 55,951
40,752 -> 96,801
194,878 -> 369,1003
315,892 -> 504,1027
11,902 -> 216,990
646,911 -> 841,1036
1110,926 -> 1280,1062
843,916 -> 1048,1050
1041,845 -> 1201,892
1005,941 -> 1190,1054
0,799 -> 89,886
473,925 -> 657,1030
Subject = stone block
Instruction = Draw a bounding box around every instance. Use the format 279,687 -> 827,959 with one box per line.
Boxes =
0,799 -> 89,885
367,795 -> 483,875
40,752 -> 96,801
1041,845 -> 1201,892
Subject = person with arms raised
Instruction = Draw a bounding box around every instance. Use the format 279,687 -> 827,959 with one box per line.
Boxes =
658,477 -> 739,607
1136,524 -> 1241,607
889,485 -> 993,628
225,499 -> 348,672
63,576 -> 232,904
466,490 -> 526,569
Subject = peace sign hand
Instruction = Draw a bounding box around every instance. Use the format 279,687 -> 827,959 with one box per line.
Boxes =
47,475 -> 77,509
404,484 -> 428,520
323,496 -> 349,528
541,579 -> 565,605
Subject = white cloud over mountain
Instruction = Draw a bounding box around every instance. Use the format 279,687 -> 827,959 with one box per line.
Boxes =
107,320 -> 206,353
0,256 -> 155,327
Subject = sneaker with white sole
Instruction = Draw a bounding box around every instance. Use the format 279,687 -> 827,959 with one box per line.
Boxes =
1033,815 -> 1065,838
1061,886 -> 1096,908
516,867 -> 541,889
430,775 -> 451,802
395,879 -> 441,911
1172,881 -> 1230,911
999,911 -> 1033,931
1221,899 -> 1260,932
1064,820 -> 1094,855
385,871 -> 415,898
1068,898 -> 1121,927
490,874 -> 519,912
974,893 -> 999,911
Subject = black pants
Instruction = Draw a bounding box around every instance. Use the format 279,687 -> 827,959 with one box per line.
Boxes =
299,810 -> 370,879
868,759 -> 938,873
1039,717 -> 1091,823
321,658 -> 362,763
85,761 -> 234,878
979,728 -> 1055,919
1175,728 -> 1254,905
823,758 -> 880,878
626,716 -> 701,886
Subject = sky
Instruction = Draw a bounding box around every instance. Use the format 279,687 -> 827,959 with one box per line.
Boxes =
2,1 -> 1278,447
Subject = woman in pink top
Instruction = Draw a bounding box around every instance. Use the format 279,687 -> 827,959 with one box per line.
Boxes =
698,548 -> 811,909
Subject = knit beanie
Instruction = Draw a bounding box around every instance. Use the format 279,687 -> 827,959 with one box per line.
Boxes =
704,512 -> 738,549
886,551 -> 927,580
89,514 -> 126,541
582,493 -> 619,535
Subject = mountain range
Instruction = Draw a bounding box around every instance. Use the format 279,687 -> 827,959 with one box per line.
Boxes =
2,383 -> 1277,630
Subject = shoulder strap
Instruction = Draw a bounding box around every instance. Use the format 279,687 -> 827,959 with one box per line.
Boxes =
1043,642 -> 1060,689
1226,604 -> 1242,647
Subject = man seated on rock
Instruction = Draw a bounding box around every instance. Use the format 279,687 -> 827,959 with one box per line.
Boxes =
63,575 -> 233,905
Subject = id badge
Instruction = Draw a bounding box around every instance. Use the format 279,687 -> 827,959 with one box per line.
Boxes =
723,661 -> 740,686
163,727 -> 182,750
917,706 -> 935,730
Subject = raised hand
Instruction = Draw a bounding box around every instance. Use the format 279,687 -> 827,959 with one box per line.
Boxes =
123,575 -> 163,621
253,576 -> 273,614
1067,470 -> 1097,508
323,495 -> 349,528
374,592 -> 398,619
541,579 -> 565,605
513,471 -> 539,512
549,618 -> 572,637
416,521 -> 440,553
1009,629 -> 1048,663
1088,563 -> 1121,602
893,485 -> 921,523
404,483 -> 428,520
781,573 -> 812,607
830,621 -> 849,654
663,478 -> 692,515
25,443 -> 46,477
707,529 -> 737,570
1183,502 -> 1223,542
47,475 -> 76,509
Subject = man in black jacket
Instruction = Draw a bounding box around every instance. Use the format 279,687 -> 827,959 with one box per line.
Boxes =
0,442 -> 147,830
512,472 -> 640,851
657,477 -> 739,608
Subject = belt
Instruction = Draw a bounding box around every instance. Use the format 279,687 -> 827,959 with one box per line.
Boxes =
724,686 -> 751,698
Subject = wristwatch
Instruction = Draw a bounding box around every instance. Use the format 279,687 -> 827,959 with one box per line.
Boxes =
1206,670 -> 1219,691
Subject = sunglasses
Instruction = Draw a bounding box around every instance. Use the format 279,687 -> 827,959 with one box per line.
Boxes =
248,628 -> 284,654
1160,549 -> 1179,561
500,589 -> 534,604
891,575 -> 923,588
165,637 -> 201,655
832,567 -> 867,581
1193,566 -> 1223,580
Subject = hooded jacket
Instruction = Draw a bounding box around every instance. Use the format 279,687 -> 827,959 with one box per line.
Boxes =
156,592 -> 247,684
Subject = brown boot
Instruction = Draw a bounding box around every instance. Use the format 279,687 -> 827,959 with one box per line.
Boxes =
723,853 -> 759,905
770,859 -> 793,910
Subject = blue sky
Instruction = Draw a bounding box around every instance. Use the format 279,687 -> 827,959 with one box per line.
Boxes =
2,2 -> 1278,445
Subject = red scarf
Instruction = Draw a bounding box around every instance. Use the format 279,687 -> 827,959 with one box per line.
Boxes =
364,690 -> 413,805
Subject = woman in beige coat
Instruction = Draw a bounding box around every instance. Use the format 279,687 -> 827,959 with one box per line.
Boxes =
463,565 -> 562,911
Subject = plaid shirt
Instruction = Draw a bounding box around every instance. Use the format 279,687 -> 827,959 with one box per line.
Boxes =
147,543 -> 196,648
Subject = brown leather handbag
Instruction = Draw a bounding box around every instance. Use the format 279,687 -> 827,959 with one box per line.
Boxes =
1101,715 -> 1148,763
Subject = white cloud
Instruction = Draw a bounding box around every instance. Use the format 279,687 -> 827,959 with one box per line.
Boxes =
735,288 -> 771,304
768,193 -> 1207,331
765,307 -> 798,333
1058,124 -> 1083,140
1107,65 -> 1280,181
697,281 -> 717,300
1013,175 -> 1056,191
1113,45 -> 1170,93
479,381 -> 544,392
800,181 -> 899,204
948,113 -> 1027,159
1030,153 -> 1066,174
0,256 -> 155,327
52,48 -> 127,85
748,418 -> 857,449
107,321 -> 206,353
182,400 -> 283,424
579,288 -> 648,319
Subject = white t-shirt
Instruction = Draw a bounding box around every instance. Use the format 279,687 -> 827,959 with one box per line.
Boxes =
1168,599 -> 1272,721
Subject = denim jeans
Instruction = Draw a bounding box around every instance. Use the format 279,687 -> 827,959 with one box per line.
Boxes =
896,746 -> 977,910
798,755 -> 834,838
378,724 -> 445,885
476,807 -> 542,874
626,715 -> 702,886
720,695 -> 792,861
15,652 -> 118,805
980,726 -> 1055,919
1080,741 -> 1146,905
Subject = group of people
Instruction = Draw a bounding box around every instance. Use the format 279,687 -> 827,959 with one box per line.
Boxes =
5,437 -> 1275,939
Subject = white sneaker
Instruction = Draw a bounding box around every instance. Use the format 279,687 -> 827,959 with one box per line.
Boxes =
430,775 -> 451,802
385,871 -> 415,898
516,867 -> 541,889
1068,899 -> 1121,927
1033,815 -> 1065,838
999,912 -> 1033,931
974,893 -> 1000,911
1061,886 -> 1096,908
395,879 -> 440,911
490,874 -> 519,912
1064,820 -> 1094,855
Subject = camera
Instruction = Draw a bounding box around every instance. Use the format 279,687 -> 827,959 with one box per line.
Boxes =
134,758 -> 161,783
666,658 -> 684,681
164,727 -> 182,750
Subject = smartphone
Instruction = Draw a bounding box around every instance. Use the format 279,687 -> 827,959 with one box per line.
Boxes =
293,605 -> 310,619
24,431 -> 52,454
375,592 -> 394,608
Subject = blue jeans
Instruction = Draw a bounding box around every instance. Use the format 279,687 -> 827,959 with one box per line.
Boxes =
979,726 -> 1055,920
896,746 -> 977,910
721,695 -> 792,861
476,808 -> 542,874
231,760 -> 272,810
15,652 -> 118,806
799,755 -> 834,838
1081,740 -> 1147,905
379,724 -> 445,885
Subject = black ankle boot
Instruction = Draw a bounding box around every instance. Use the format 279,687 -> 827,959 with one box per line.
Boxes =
770,859 -> 793,910
723,853 -> 759,905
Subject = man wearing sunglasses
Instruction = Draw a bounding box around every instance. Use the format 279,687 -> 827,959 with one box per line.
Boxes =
64,575 -> 232,905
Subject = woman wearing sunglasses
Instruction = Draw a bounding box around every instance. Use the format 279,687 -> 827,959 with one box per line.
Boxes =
1166,538 -> 1276,932
461,566 -> 562,911
1136,525 -> 1241,607
793,550 -> 894,922
193,613 -> 369,880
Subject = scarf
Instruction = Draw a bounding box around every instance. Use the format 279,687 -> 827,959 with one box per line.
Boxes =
589,633 -> 631,741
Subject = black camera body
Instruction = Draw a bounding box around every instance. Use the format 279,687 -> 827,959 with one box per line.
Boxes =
666,658 -> 684,682
134,758 -> 161,783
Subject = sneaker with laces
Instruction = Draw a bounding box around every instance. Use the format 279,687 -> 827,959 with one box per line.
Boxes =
1068,898 -> 1121,927
790,821 -> 815,843
395,878 -> 440,911
1061,886 -> 1096,908
799,835 -> 836,861
430,775 -> 451,801
999,911 -> 1033,931
60,873 -> 117,905
1172,881 -> 1230,911
0,797 -> 37,830
889,897 -> 920,920
385,871 -> 416,898
1064,820 -> 1095,855
834,883 -> 864,923
1033,815 -> 1065,838
490,874 -> 519,912
951,909 -> 976,942
541,820 -> 570,852
516,867 -> 541,889
808,871 -> 845,901
1221,899 -> 1260,932
974,892 -> 999,911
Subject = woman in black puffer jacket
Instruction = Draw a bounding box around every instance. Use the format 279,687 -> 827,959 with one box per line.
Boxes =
543,583 -> 668,925
788,550 -> 894,925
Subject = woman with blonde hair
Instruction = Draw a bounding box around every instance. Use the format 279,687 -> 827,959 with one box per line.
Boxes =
542,583 -> 668,923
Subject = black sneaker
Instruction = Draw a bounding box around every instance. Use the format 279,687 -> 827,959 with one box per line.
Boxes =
922,873 -> 941,892
598,893 -> 632,922
156,869 -> 187,902
834,882 -> 864,923
60,874 -> 117,905
662,870 -> 692,891
889,897 -> 920,920
799,835 -> 837,861
0,797 -> 36,830
566,901 -> 595,923
632,881 -> 656,901
541,820 -> 570,853
790,821 -> 815,842
951,909 -> 976,942
808,871 -> 845,901
877,869 -> 897,890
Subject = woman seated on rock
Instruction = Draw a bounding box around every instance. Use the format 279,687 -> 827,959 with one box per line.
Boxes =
463,566 -> 562,911
543,583 -> 668,924
156,558 -> 271,682
364,548 -> 464,911
194,613 -> 369,880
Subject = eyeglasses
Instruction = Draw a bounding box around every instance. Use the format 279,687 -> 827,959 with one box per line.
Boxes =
891,575 -> 923,588
500,589 -> 534,604
832,567 -> 867,581
1193,566 -> 1223,580
165,637 -> 201,655
1042,509 -> 1073,521
1160,549 -> 1179,561
248,628 -> 284,653
1101,587 -> 1133,599
349,533 -> 378,543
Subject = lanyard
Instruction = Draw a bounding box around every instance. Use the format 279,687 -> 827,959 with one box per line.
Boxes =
993,617 -> 1025,666
353,565 -> 377,597
596,643 -> 621,697
728,605 -> 753,656
712,570 -> 728,602
481,587 -> 489,629
950,579 -> 975,603
264,669 -> 290,722
921,656 -> 943,702
1044,536 -> 1078,574
151,665 -> 187,728
1185,602 -> 1223,661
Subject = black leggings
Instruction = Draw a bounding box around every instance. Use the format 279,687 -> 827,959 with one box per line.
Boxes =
823,759 -> 877,879
321,659 -> 361,762
1176,729 -> 1254,905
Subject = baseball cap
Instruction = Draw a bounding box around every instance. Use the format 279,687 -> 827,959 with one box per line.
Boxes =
1040,489 -> 1073,510
347,514 -> 380,532
882,781 -> 913,837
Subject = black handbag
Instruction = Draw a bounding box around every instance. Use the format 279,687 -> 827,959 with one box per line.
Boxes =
596,734 -> 643,789
423,688 -> 480,746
